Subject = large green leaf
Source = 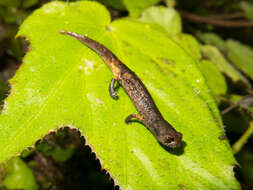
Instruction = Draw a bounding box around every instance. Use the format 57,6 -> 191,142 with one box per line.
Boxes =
226,39 -> 253,80
0,1 -> 240,189
139,17 -> 226,97
138,8 -> 227,97
201,45 -> 251,89
139,6 -> 182,34
98,0 -> 162,17
171,33 -> 202,60
197,59 -> 227,96
171,35 -> 227,96
163,32 -> 226,96
197,32 -> 226,52
124,0 -> 162,17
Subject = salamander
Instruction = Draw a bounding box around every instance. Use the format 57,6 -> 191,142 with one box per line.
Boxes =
60,30 -> 182,148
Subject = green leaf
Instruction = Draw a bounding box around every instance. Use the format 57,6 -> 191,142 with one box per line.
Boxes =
97,0 -> 126,10
51,147 -> 75,162
36,140 -> 75,162
1,7 -> 18,23
1,7 -> 27,24
201,45 -> 251,89
0,1 -> 240,189
139,6 -> 182,34
226,39 -> 253,80
124,0 -> 162,17
171,33 -> 202,60
236,150 -> 253,182
3,157 -> 39,190
197,59 -> 227,96
0,0 -> 21,7
197,32 -> 226,52
240,1 -> 253,20
23,0 -> 39,9
164,0 -> 176,7
172,35 -> 227,96
97,0 -> 162,16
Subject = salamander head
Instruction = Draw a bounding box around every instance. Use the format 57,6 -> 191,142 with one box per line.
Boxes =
153,120 -> 182,148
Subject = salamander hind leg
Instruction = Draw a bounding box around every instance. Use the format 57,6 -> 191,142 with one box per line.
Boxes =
125,114 -> 144,124
109,78 -> 120,100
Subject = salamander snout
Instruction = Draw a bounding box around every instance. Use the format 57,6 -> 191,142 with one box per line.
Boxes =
153,121 -> 182,148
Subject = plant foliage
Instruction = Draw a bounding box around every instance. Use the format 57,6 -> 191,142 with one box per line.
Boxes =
0,1 -> 240,189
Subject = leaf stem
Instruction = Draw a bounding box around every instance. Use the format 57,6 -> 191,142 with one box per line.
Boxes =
232,121 -> 253,154
179,10 -> 253,27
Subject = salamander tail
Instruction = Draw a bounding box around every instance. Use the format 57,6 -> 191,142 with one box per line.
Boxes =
59,30 -> 108,57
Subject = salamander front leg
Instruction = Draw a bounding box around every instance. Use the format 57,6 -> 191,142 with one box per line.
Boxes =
125,114 -> 143,124
109,78 -> 119,100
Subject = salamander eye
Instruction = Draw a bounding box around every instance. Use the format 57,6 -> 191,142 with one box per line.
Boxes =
164,134 -> 182,148
165,136 -> 175,144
